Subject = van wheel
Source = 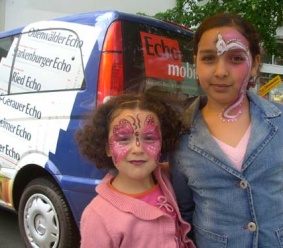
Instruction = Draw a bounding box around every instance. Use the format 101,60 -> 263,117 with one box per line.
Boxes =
18,177 -> 80,248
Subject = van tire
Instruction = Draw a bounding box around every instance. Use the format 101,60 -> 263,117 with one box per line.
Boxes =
18,177 -> 80,248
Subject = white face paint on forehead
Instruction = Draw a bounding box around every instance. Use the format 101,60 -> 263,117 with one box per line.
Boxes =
215,31 -> 253,121
216,32 -> 249,56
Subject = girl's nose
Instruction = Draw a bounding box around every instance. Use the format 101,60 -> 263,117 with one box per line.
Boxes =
214,57 -> 228,78
131,137 -> 143,153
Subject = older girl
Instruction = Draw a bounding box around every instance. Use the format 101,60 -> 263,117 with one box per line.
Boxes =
170,12 -> 283,247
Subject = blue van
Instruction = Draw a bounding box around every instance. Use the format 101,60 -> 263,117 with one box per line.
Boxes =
0,10 -> 199,247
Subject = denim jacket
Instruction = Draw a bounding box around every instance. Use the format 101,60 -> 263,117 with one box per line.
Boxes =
169,92 -> 283,248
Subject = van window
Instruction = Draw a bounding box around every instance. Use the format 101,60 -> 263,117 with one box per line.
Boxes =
122,21 -> 200,108
0,36 -> 14,93
0,28 -> 85,95
0,36 -> 14,60
97,20 -> 201,109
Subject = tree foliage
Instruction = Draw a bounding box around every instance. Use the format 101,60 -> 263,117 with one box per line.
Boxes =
153,0 -> 283,56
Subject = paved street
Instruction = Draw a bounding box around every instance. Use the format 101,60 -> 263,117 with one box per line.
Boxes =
0,207 -> 25,248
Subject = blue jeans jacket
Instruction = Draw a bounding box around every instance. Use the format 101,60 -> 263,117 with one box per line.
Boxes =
169,92 -> 283,248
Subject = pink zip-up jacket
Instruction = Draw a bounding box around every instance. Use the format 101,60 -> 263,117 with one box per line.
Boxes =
80,165 -> 195,248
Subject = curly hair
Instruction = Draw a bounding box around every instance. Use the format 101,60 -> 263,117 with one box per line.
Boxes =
75,92 -> 182,170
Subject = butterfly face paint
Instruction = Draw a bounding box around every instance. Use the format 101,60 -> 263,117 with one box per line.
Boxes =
142,115 -> 162,159
216,32 -> 252,121
109,112 -> 162,165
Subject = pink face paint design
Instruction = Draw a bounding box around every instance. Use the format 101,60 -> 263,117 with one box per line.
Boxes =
128,115 -> 141,147
141,115 -> 162,163
216,32 -> 252,121
109,118 -> 134,164
109,114 -> 162,164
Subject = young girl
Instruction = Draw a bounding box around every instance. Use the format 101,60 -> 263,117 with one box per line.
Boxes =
76,93 -> 195,248
169,12 -> 283,247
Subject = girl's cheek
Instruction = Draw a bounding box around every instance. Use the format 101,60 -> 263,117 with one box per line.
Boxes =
142,141 -> 162,162
232,62 -> 250,84
109,141 -> 130,165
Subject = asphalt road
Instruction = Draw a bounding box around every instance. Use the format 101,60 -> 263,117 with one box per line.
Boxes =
0,207 -> 25,248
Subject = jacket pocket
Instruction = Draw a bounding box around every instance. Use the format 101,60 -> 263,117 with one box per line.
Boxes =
194,224 -> 227,248
276,227 -> 283,247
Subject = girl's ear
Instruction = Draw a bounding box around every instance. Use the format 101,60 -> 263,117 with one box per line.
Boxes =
106,142 -> 112,157
251,54 -> 261,76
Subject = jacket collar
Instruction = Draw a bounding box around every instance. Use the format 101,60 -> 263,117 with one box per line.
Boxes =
95,166 -> 168,220
182,91 -> 281,131
182,91 -> 281,174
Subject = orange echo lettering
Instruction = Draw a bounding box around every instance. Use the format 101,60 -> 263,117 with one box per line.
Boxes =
140,32 -> 183,81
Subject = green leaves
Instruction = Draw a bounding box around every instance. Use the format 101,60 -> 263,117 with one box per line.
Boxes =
154,0 -> 283,56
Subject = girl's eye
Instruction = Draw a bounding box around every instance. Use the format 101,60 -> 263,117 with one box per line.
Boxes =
118,137 -> 130,142
144,136 -> 155,141
114,134 -> 131,143
200,55 -> 216,63
227,50 -> 247,64
142,133 -> 160,142
230,55 -> 246,63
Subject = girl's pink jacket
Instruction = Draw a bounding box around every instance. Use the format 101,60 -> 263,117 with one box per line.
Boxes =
80,166 -> 195,248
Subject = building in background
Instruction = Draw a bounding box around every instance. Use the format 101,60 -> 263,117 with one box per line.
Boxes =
0,0 -> 175,31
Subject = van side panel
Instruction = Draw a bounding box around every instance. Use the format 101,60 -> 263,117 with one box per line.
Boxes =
0,16 -> 115,223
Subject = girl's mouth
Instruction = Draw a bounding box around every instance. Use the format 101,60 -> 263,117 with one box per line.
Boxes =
211,84 -> 231,92
130,160 -> 146,165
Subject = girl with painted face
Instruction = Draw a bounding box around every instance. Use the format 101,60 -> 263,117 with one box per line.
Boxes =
76,93 -> 195,248
169,13 -> 283,247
